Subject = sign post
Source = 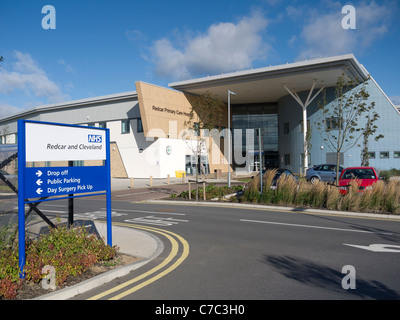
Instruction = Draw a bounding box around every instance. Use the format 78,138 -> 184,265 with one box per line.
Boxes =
18,120 -> 112,277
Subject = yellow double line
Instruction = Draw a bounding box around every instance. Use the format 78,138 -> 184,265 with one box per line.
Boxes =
87,223 -> 189,300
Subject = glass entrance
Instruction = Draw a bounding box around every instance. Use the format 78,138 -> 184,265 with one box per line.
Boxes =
232,103 -> 278,171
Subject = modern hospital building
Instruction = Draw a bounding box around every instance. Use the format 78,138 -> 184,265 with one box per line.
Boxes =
0,54 -> 399,178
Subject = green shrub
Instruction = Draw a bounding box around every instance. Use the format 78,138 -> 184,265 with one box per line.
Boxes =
176,170 -> 400,215
260,188 -> 275,203
0,214 -> 17,252
379,168 -> 400,181
243,175 -> 260,203
0,225 -> 118,299
24,226 -> 118,286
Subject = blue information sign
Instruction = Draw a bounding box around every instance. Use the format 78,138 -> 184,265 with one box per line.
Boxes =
25,166 -> 107,198
18,120 -> 112,278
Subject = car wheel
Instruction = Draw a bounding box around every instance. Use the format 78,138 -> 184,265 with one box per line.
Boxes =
310,176 -> 319,184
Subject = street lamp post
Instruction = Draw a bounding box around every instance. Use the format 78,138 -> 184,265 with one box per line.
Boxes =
227,90 -> 236,188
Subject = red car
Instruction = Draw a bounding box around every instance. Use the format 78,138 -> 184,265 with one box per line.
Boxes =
338,167 -> 380,194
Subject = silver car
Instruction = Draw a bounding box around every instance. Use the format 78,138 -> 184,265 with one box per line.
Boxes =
306,164 -> 344,184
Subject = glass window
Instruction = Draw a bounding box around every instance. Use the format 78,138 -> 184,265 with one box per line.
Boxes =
380,151 -> 389,159
342,168 -> 376,179
98,122 -> 107,128
73,160 -> 84,167
248,105 -> 263,114
194,122 -> 200,136
394,151 -> 400,159
367,152 -> 375,159
232,105 -> 247,115
121,119 -> 130,134
325,117 -> 343,131
231,103 -> 278,168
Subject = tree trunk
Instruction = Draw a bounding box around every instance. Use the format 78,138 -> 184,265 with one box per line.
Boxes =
336,151 -> 340,185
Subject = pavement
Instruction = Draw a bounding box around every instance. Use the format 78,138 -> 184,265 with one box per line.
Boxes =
32,173 -> 248,300
110,174 -> 243,191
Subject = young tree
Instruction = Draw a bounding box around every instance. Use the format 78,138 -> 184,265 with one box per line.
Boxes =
184,91 -> 225,199
316,73 -> 382,183
360,112 -> 384,166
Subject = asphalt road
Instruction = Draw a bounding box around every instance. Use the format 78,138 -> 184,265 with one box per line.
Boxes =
2,192 -> 400,301
49,197 -> 400,300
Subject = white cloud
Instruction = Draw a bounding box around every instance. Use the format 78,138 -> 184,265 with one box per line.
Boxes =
58,59 -> 76,74
0,51 -> 67,103
296,1 -> 393,59
151,11 -> 269,80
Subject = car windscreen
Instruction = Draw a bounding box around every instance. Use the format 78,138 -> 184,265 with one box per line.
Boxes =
341,169 -> 376,180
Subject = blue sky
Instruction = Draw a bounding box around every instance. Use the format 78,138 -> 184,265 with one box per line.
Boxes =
0,0 -> 399,118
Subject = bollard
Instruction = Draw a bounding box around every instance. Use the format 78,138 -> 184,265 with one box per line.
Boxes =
203,181 -> 206,201
182,173 -> 185,183
188,182 -> 191,200
130,177 -> 134,189
150,176 -> 153,187
167,174 -> 170,185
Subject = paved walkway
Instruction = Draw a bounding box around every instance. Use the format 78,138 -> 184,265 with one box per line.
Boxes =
110,174 -> 248,191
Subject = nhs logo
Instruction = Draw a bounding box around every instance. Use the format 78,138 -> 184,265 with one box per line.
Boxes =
88,134 -> 102,143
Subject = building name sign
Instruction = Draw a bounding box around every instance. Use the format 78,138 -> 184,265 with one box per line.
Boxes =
46,143 -> 103,150
25,122 -> 106,162
152,105 -> 191,117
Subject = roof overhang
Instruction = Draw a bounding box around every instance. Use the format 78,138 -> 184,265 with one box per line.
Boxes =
169,54 -> 369,104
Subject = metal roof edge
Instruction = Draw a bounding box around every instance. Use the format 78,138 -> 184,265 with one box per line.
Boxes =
168,54 -> 368,90
0,90 -> 138,123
